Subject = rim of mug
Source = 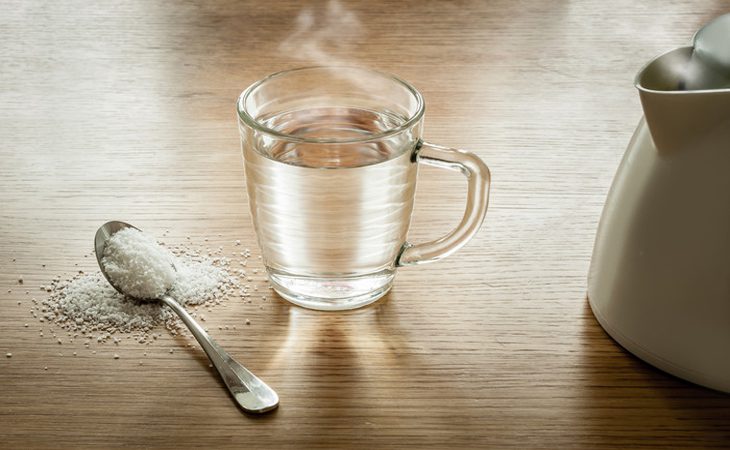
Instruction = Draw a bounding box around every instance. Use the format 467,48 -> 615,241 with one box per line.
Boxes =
237,66 -> 425,144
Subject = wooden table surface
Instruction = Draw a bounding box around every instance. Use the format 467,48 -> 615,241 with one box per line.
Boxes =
2,0 -> 730,448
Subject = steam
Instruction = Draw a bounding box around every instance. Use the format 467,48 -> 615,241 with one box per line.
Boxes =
279,0 -> 364,67
275,1 -> 399,117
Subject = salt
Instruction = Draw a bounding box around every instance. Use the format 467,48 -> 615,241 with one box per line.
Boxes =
37,235 -> 243,345
101,228 -> 176,300
31,229 -> 268,356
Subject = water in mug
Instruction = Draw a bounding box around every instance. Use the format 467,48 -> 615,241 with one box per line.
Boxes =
243,107 -> 419,302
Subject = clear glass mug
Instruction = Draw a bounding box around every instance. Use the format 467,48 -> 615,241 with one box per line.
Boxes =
237,67 -> 490,311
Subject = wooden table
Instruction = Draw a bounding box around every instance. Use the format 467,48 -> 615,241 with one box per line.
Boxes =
2,0 -> 729,448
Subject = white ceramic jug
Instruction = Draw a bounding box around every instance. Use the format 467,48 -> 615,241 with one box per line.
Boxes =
588,17 -> 730,392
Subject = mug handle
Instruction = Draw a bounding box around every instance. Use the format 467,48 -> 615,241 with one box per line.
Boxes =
397,140 -> 491,266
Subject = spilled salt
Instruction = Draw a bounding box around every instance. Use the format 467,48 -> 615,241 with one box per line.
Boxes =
38,230 -> 244,344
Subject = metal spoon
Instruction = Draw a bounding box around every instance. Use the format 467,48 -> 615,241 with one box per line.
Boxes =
94,220 -> 279,414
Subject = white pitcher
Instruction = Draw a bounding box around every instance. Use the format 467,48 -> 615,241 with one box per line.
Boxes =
588,15 -> 730,392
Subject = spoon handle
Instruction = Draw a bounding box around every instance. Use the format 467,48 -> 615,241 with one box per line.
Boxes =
160,295 -> 279,414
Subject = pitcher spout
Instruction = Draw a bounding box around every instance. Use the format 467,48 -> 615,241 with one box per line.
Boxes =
636,47 -> 730,154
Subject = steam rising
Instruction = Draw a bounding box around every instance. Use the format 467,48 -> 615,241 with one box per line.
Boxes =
275,2 -> 403,120
279,0 -> 364,66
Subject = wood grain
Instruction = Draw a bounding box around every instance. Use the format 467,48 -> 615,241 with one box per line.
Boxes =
2,0 -> 730,448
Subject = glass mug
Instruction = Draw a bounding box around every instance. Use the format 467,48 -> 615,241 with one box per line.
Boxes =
237,67 -> 490,311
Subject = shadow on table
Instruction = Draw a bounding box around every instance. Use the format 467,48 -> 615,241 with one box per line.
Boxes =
578,300 -> 730,446
264,288 -> 430,402
267,290 -> 415,368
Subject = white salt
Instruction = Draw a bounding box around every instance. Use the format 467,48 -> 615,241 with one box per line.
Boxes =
38,232 -> 242,344
171,258 -> 228,305
45,273 -> 165,334
102,228 -> 176,300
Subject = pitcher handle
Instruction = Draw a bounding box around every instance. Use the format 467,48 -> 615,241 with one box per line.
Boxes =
397,140 -> 491,266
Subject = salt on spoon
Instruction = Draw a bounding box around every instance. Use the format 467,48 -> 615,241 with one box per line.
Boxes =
95,221 -> 278,414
